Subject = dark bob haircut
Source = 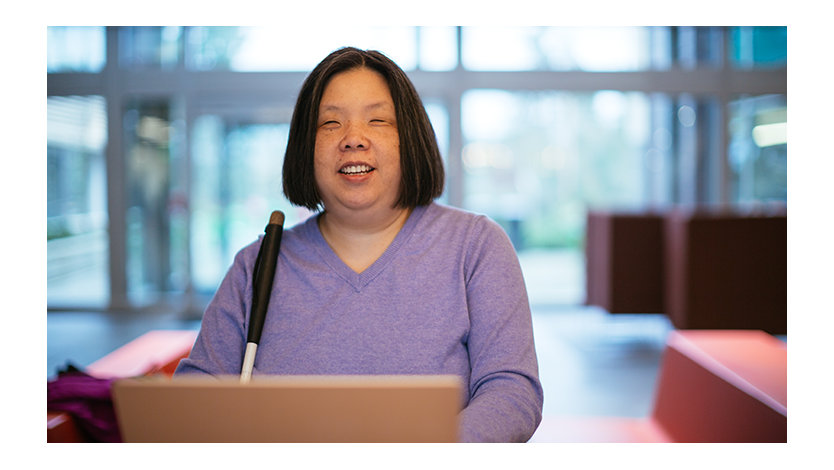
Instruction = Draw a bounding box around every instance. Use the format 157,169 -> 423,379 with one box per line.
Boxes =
282,47 -> 445,211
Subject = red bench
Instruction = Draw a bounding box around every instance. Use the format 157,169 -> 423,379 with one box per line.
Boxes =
83,330 -> 199,379
47,329 -> 198,443
530,329 -> 786,442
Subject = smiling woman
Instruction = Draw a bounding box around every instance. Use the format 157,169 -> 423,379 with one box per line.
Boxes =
175,47 -> 544,443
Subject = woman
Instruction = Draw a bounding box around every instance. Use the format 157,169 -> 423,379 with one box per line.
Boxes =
176,47 -> 543,442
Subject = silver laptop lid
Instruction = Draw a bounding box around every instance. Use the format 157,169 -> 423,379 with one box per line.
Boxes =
112,375 -> 462,443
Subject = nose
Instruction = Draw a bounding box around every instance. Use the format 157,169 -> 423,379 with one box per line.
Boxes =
340,122 -> 368,151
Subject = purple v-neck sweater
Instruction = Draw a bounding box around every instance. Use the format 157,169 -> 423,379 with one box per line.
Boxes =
176,203 -> 543,442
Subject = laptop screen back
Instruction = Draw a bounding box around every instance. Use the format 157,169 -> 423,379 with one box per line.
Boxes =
112,375 -> 461,443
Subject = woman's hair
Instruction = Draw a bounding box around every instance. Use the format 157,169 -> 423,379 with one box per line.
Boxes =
282,47 -> 445,210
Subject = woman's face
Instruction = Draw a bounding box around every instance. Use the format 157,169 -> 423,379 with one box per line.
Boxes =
313,67 -> 401,216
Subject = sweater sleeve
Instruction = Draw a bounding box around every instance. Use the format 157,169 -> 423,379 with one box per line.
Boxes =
174,243 -> 255,376
458,217 -> 544,442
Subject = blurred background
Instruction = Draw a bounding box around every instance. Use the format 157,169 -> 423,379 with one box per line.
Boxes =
46,26 -> 786,418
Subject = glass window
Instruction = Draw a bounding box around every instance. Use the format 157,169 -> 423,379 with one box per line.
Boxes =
461,90 -> 651,250
47,27 -> 106,73
728,94 -> 787,204
423,100 -> 450,204
665,95 -> 707,205
47,96 -> 109,307
644,94 -> 676,204
730,27 -> 787,69
673,26 -> 725,69
462,27 -> 541,71
123,99 -> 188,304
190,116 -> 311,294
418,26 -> 458,71
186,26 -> 417,72
462,26 -> 653,71
119,26 -> 182,69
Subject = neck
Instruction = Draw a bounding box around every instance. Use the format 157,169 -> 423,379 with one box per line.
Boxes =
321,204 -> 411,236
318,205 -> 413,273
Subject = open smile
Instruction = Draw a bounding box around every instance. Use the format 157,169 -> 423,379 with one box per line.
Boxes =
339,164 -> 375,176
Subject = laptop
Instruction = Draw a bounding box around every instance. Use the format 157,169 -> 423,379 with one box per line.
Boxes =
111,374 -> 462,443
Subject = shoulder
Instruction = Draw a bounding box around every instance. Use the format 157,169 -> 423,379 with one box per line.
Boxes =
418,203 -> 514,255
233,212 -> 320,268
281,212 -> 319,245
429,203 -> 508,236
419,205 -> 522,287
421,202 -> 495,232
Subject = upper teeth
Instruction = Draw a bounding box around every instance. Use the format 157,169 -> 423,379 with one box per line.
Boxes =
341,165 -> 372,174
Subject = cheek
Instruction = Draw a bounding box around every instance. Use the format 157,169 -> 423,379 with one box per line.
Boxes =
312,149 -> 329,189
313,134 -> 325,158
382,133 -> 400,158
313,134 -> 333,166
312,158 -> 328,189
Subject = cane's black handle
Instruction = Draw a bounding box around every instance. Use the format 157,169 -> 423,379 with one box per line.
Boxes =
247,210 -> 285,345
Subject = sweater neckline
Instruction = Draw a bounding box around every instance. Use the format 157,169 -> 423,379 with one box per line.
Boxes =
307,204 -> 430,291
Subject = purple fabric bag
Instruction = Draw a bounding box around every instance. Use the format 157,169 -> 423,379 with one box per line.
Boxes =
47,367 -> 123,443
